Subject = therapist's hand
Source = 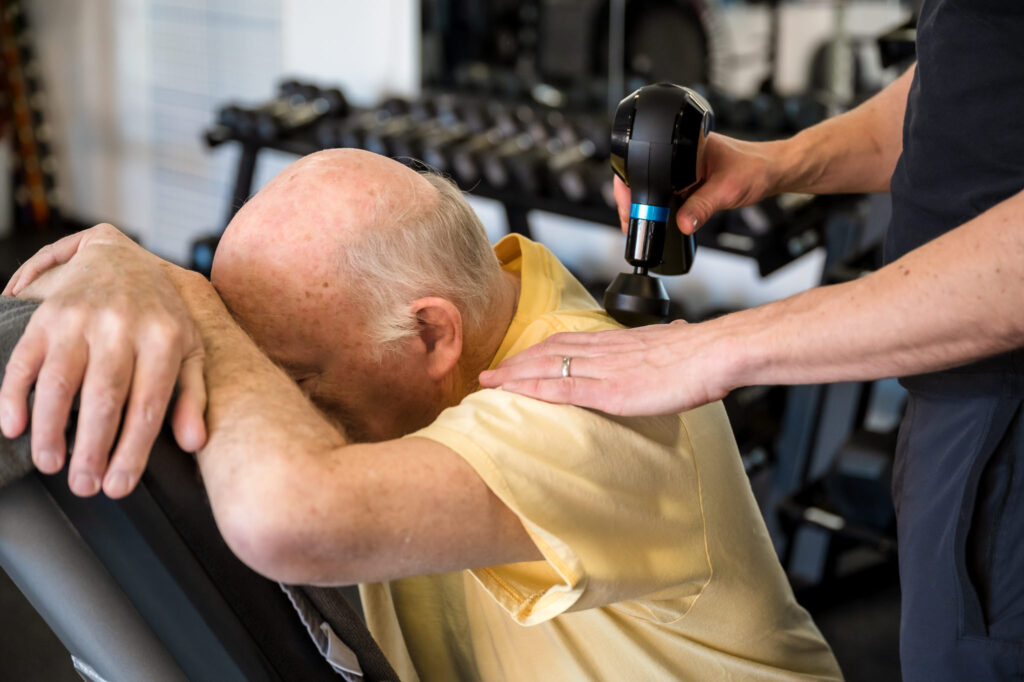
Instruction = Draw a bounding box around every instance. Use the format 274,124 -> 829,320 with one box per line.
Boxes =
478,319 -> 740,416
0,224 -> 207,498
614,133 -> 786,235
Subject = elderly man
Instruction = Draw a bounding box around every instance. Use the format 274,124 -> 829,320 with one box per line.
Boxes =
0,149 -> 840,680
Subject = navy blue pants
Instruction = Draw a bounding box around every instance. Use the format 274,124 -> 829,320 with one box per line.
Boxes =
894,392 -> 1024,681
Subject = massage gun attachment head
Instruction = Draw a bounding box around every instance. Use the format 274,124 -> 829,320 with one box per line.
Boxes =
604,83 -> 714,327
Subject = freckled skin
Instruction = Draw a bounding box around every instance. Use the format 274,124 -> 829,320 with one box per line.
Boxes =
212,149 -> 447,442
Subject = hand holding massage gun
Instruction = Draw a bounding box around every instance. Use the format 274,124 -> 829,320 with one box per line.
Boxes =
605,83 -> 714,327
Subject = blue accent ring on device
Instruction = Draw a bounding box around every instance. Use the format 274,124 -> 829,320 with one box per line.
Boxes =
630,203 -> 670,222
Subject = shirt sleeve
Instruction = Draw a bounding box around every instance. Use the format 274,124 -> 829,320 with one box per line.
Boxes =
407,388 -> 714,626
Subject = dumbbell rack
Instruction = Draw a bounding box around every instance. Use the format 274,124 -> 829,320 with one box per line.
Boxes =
200,81 -> 863,280
210,131 -> 619,243
205,91 -> 621,243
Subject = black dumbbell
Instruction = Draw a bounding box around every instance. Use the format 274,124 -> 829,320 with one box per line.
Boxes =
263,86 -> 349,139
420,123 -> 474,174
451,96 -> 493,134
362,97 -> 458,159
450,128 -> 510,187
216,84 -> 348,142
482,133 -> 558,196
548,139 -> 599,202
485,101 -> 522,137
555,156 -> 615,208
571,116 -> 612,159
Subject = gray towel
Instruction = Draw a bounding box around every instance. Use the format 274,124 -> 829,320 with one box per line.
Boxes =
0,298 -> 40,488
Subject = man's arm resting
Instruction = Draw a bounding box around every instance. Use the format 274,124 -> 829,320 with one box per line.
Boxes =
177,274 -> 542,586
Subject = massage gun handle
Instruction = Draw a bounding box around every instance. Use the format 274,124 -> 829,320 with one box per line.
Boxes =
625,195 -> 695,276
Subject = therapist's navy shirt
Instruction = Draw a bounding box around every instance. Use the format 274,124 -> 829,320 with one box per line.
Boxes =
887,0 -> 1024,395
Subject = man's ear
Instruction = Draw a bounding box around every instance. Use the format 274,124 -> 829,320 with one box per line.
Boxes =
410,297 -> 463,380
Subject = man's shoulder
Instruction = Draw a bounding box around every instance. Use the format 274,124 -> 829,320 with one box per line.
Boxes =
501,307 -> 620,361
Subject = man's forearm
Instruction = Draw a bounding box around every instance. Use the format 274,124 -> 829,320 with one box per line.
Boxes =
171,272 -> 541,585
772,64 -> 915,196
172,274 -> 356,563
722,186 -> 1024,389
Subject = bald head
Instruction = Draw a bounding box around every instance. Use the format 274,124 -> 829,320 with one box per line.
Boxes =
212,149 -> 437,316
205,149 -> 512,441
210,149 -> 504,362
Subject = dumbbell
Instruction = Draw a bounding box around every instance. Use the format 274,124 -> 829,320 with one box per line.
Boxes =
444,98 -> 553,186
314,108 -> 379,151
548,139 -> 600,202
482,133 -> 560,196
450,96 -> 494,134
362,95 -> 458,159
484,100 -> 522,137
450,128 -> 511,187
524,109 -> 573,147
314,96 -> 418,154
420,123 -> 475,174
215,104 -> 275,140
316,93 -> 408,150
570,115 -> 612,158
270,82 -> 345,125
216,82 -> 348,142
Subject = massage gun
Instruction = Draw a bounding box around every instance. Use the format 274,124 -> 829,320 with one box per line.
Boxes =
604,83 -> 714,327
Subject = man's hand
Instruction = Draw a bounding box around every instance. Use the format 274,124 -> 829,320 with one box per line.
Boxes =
0,224 -> 207,498
613,133 -> 785,235
479,320 -> 736,416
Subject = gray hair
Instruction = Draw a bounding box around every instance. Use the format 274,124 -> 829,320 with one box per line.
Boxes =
337,171 -> 505,357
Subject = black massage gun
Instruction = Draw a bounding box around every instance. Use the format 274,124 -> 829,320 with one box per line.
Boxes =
604,83 -> 714,327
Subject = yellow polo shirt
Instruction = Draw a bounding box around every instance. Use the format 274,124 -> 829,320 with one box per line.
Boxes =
360,235 -> 841,681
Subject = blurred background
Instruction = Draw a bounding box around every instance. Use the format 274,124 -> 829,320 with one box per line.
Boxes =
0,1 -> 919,679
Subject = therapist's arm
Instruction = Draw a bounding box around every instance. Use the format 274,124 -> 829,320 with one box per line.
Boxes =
481,187 -> 1024,416
626,64 -> 915,233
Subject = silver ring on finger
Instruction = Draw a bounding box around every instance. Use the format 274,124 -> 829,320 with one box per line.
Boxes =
561,356 -> 572,378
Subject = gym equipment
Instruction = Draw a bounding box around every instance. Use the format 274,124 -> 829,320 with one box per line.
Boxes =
604,83 -> 713,327
549,139 -> 601,202
482,133 -> 561,196
449,127 -> 513,188
211,82 -> 348,143
419,123 -> 474,174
